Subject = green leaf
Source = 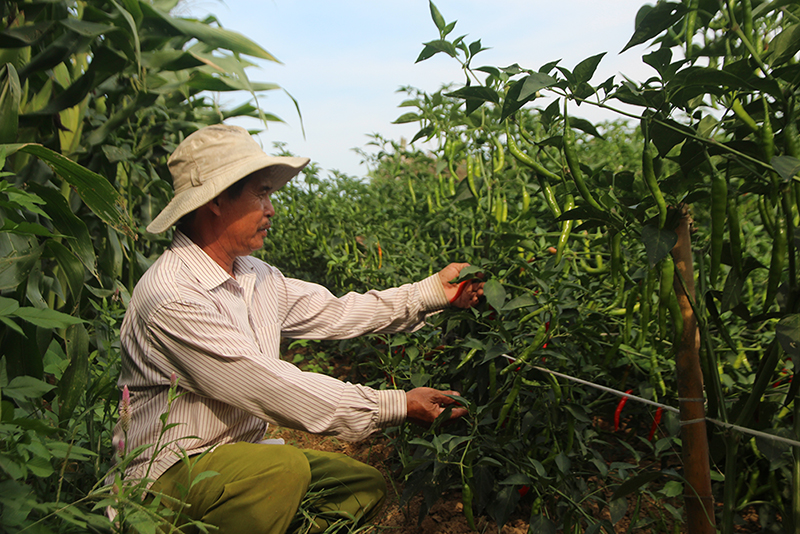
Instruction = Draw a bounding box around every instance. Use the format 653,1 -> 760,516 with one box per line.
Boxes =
139,3 -> 279,62
776,314 -> 800,358
483,279 -> 506,312
621,3 -> 686,53
415,40 -> 457,63
769,23 -> 800,67
0,235 -> 43,291
29,183 -> 96,278
12,307 -> 84,329
0,64 -> 21,144
0,296 -> 19,316
392,112 -> 421,125
59,323 -> 90,422
568,117 -> 603,139
4,375 -> 54,402
529,516 -> 556,534
611,471 -> 662,500
445,86 -> 499,105
641,225 -> 677,267
4,144 -> 133,238
429,1 -> 446,33
0,21 -> 55,47
609,497 -> 627,524
46,240 -> 85,305
661,480 -> 683,498
502,295 -> 536,311
771,156 -> 800,183
410,125 -> 434,144
573,53 -> 606,84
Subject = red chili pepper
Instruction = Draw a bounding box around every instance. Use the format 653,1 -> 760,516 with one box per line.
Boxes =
518,485 -> 530,497
450,280 -> 467,304
647,407 -> 663,441
614,390 -> 633,431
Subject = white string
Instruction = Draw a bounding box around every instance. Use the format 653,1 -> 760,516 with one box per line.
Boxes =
498,354 -> 800,449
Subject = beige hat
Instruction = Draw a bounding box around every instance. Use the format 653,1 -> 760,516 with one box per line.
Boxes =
147,124 -> 310,234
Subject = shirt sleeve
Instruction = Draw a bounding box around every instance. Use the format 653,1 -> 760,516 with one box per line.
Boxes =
277,273 -> 450,339
146,297 -> 407,441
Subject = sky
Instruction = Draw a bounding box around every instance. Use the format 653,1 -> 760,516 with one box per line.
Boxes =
184,0 -> 656,178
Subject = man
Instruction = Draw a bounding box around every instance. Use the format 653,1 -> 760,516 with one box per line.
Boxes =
113,124 -> 483,533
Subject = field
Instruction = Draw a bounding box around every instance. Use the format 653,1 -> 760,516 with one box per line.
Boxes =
2,1 -> 800,533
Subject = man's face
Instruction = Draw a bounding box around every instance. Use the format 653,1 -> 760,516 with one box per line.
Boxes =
215,168 -> 276,257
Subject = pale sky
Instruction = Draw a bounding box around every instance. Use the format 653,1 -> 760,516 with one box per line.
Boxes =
185,1 -> 655,177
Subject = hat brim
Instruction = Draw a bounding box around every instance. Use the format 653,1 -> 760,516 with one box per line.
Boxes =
146,154 -> 310,234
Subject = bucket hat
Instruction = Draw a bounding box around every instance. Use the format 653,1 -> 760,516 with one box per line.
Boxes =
146,124 -> 310,234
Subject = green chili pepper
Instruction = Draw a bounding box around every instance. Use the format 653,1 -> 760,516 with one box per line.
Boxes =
638,269 -> 655,350
758,195 -> 776,238
742,0 -> 753,46
494,192 -> 504,225
462,460 -> 476,530
407,177 -> 417,204
456,347 -> 479,370
763,216 -> 786,313
610,231 -> 622,287
501,322 -> 548,376
643,142 -> 667,229
667,289 -> 684,348
650,347 -> 666,398
554,194 -> 575,265
492,134 -> 505,174
781,188 -> 797,290
521,180 -> 531,214
760,98 -> 780,193
563,116 -> 602,211
496,374 -> 523,431
709,165 -> 728,287
684,0 -> 699,58
548,373 -> 562,405
731,98 -> 759,133
728,195 -> 743,275
466,154 -> 479,200
489,360 -> 497,396
658,257 -> 675,339
537,174 -> 562,218
784,115 -> 800,158
624,285 -> 638,345
505,123 -> 561,182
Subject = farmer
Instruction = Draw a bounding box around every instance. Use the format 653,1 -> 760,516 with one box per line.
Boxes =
113,124 -> 483,533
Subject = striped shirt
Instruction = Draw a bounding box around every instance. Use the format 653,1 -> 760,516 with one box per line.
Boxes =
114,231 -> 449,484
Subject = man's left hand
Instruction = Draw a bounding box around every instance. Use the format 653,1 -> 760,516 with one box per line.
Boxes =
438,263 -> 484,308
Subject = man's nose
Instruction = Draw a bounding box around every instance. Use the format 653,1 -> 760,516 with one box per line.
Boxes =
263,197 -> 275,217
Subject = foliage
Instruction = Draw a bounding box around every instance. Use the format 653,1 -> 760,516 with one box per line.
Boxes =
3,0 -> 800,532
0,0 -> 285,531
266,0 -> 800,531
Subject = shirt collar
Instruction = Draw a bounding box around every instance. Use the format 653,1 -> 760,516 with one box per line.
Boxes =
170,230 -> 234,291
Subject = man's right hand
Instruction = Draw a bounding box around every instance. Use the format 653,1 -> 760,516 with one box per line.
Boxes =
406,387 -> 468,426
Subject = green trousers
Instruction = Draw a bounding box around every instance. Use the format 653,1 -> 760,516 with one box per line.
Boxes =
150,442 -> 387,534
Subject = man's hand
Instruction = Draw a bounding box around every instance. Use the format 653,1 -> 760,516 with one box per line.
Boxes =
406,387 -> 468,426
438,263 -> 484,308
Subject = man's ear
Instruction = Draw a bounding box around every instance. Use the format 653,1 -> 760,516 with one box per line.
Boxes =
207,195 -> 224,216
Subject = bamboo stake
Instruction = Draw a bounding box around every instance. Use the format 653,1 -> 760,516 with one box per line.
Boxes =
671,206 -> 716,533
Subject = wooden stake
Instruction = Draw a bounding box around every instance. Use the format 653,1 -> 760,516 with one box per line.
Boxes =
671,207 -> 716,532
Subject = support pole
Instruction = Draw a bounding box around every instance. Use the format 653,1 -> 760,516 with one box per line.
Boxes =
671,207 -> 716,533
